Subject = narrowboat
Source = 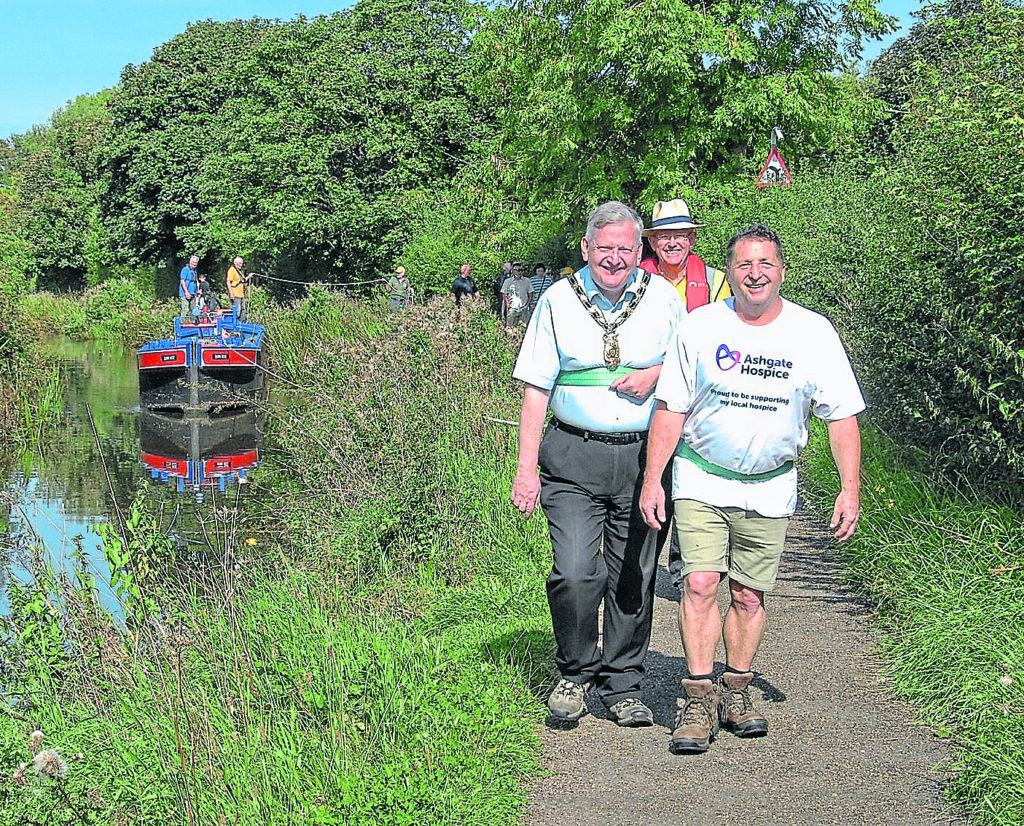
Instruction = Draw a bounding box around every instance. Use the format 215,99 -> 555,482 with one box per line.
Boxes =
137,311 -> 265,412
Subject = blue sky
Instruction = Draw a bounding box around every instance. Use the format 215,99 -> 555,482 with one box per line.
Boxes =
1,0 -> 924,140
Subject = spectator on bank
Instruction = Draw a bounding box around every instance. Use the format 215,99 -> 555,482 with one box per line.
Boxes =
388,265 -> 412,311
452,263 -> 481,308
502,262 -> 533,328
179,255 -> 199,320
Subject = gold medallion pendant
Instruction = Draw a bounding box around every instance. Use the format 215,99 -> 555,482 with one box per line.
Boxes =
603,332 -> 621,370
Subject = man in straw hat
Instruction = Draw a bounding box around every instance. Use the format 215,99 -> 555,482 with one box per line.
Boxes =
641,199 -> 729,311
642,199 -> 732,590
639,224 -> 864,754
510,201 -> 684,727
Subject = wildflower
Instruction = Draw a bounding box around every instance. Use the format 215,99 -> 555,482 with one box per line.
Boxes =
999,674 -> 1014,688
28,730 -> 43,753
32,749 -> 68,780
245,537 -> 258,546
12,763 -> 26,785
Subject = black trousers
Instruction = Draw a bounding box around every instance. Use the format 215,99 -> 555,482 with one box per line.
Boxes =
538,423 -> 669,705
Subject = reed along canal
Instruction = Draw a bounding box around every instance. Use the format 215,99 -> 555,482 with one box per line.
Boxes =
0,337 -> 273,616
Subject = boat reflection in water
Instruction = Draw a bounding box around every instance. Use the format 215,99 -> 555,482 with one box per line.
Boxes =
139,407 -> 264,497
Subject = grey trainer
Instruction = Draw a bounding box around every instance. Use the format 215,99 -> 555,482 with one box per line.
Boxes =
547,678 -> 591,721
719,671 -> 769,737
607,697 -> 654,727
669,678 -> 721,754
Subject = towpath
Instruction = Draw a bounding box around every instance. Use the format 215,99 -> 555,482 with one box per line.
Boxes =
525,511 -> 965,826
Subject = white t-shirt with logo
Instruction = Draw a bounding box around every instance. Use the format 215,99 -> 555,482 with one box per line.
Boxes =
655,298 -> 865,517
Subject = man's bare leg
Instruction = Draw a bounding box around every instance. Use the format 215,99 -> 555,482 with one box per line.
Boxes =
678,571 -> 724,675
722,579 -> 766,671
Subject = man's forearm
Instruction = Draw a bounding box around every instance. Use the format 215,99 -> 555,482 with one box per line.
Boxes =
517,384 -> 550,471
827,416 -> 861,492
643,402 -> 685,485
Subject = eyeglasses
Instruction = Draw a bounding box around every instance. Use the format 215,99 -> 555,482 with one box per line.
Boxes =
593,245 -> 640,257
652,231 -> 695,243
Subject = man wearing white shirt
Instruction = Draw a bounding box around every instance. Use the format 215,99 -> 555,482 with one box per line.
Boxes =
639,224 -> 864,754
511,201 -> 684,726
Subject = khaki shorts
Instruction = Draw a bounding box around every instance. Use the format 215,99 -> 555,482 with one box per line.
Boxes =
673,499 -> 790,592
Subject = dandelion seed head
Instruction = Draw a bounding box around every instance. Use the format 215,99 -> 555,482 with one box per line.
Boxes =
999,674 -> 1014,688
28,730 -> 43,753
32,749 -> 68,780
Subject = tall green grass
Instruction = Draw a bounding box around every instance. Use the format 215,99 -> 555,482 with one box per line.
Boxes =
20,279 -> 176,346
801,422 -> 1024,823
1,292 -> 554,824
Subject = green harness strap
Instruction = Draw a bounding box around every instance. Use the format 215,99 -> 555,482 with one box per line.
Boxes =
675,440 -> 793,481
554,366 -> 636,387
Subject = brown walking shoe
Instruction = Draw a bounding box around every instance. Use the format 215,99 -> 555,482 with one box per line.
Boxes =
719,671 -> 769,737
669,678 -> 720,754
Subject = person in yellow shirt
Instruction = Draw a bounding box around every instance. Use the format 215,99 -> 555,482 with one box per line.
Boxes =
640,200 -> 729,311
226,256 -> 250,322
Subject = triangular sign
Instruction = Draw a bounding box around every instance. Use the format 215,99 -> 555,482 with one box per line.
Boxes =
756,147 -> 792,187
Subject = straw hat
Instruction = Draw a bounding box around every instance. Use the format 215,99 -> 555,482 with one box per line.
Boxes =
642,199 -> 705,236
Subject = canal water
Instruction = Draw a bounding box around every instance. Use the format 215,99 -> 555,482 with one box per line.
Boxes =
0,338 -> 269,616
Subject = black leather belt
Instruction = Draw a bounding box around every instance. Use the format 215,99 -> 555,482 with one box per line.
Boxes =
551,418 -> 646,445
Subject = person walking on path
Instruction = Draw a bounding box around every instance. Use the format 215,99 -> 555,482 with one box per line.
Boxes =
452,263 -> 481,308
511,201 -> 684,726
641,200 -> 733,591
530,262 -> 553,306
502,262 -> 534,328
388,265 -> 412,311
639,224 -> 864,754
226,256 -> 250,322
179,255 -> 199,320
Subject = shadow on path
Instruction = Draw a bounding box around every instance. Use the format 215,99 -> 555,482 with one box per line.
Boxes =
524,509 -> 964,826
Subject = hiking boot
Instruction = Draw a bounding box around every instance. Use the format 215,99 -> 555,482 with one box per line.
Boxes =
669,679 -> 720,754
607,697 -> 654,728
547,678 -> 592,721
719,671 -> 769,737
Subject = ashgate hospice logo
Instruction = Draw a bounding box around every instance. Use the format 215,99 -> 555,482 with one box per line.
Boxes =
716,344 -> 741,371
716,343 -> 793,380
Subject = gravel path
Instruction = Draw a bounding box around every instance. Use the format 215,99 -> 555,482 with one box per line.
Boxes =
525,511 -> 965,826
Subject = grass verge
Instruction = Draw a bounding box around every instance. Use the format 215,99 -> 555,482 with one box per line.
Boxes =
1,291 -> 554,824
801,421 -> 1024,824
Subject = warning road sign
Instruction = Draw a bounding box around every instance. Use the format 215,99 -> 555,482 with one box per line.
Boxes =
756,147 -> 792,187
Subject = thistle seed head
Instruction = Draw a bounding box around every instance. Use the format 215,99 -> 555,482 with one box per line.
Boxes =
32,749 -> 68,780
28,730 -> 43,753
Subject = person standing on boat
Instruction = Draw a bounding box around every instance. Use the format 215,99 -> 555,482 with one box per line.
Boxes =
510,201 -> 684,726
226,256 -> 249,322
179,255 -> 199,320
197,273 -> 218,317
